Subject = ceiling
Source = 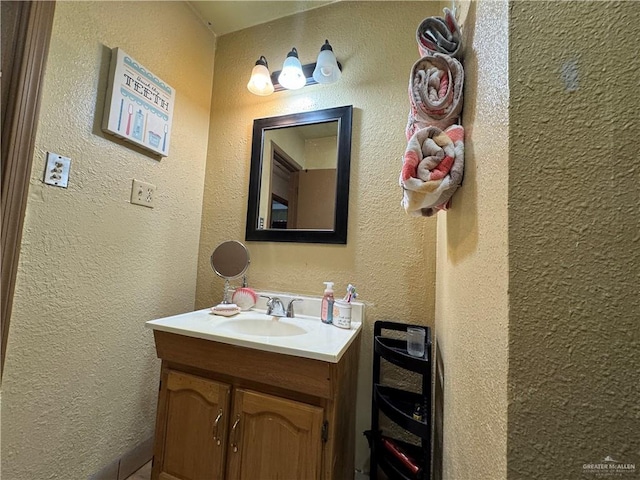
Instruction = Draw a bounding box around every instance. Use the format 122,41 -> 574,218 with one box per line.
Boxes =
188,1 -> 336,36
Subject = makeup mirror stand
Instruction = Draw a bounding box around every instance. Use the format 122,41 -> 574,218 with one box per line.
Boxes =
210,240 -> 251,307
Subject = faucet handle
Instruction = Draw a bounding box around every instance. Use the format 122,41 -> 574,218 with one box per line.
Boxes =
286,298 -> 303,318
259,294 -> 272,310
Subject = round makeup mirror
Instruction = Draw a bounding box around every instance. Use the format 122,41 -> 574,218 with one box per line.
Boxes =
210,241 -> 250,303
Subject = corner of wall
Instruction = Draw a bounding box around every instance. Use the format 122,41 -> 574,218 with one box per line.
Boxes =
435,0 -> 509,478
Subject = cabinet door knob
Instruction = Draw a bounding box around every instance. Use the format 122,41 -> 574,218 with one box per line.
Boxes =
230,414 -> 241,453
212,409 -> 223,446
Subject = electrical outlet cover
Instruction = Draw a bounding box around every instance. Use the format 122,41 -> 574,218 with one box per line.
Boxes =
131,179 -> 156,208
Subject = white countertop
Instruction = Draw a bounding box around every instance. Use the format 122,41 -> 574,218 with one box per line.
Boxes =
146,294 -> 363,363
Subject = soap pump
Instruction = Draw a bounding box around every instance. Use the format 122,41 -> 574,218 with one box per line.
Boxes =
321,282 -> 335,324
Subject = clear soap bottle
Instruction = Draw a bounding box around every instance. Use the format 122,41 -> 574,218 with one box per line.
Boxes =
320,282 -> 335,324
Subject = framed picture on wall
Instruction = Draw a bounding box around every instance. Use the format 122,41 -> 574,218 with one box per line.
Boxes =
102,47 -> 174,157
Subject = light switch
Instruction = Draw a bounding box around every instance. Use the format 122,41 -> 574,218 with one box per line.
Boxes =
43,152 -> 71,188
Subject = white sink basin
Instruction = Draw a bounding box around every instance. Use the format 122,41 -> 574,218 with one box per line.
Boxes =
216,317 -> 307,337
146,293 -> 364,362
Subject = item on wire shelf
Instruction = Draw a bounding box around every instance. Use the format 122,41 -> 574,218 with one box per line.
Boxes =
400,124 -> 464,217
413,403 -> 423,421
406,53 -> 464,139
380,436 -> 422,477
416,7 -> 463,59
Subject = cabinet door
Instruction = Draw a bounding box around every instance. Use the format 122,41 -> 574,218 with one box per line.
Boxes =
226,389 -> 324,480
156,370 -> 231,480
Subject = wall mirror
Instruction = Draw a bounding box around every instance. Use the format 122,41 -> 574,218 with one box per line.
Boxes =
245,105 -> 353,244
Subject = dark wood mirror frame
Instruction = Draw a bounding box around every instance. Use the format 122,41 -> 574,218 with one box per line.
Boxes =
245,105 -> 353,244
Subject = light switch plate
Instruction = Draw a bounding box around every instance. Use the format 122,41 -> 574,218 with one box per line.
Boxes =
130,179 -> 156,208
43,152 -> 71,188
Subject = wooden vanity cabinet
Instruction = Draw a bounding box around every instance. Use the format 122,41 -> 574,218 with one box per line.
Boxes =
158,371 -> 230,480
150,330 -> 360,480
226,389 -> 324,479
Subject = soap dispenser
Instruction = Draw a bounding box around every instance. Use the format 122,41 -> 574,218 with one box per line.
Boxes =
321,282 -> 335,324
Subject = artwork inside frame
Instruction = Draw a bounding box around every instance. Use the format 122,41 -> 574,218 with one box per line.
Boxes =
102,47 -> 174,157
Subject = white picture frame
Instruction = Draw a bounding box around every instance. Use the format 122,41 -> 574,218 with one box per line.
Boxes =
102,48 -> 174,157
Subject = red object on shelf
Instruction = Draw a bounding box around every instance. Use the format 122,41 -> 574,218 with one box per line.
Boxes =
381,436 -> 422,476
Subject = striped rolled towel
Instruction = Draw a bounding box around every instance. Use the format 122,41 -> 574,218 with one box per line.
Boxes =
416,8 -> 462,59
406,53 -> 464,139
400,124 -> 464,216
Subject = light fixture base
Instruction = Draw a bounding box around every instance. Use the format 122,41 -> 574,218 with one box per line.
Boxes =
271,61 -> 342,92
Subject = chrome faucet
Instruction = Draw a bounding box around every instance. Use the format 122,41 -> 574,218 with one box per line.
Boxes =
262,296 -> 303,318
264,296 -> 286,317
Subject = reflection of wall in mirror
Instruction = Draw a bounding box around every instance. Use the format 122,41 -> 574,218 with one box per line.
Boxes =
305,136 -> 338,169
296,169 -> 336,229
296,136 -> 337,229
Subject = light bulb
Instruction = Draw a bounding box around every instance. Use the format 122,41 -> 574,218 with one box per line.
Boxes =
247,56 -> 274,96
277,48 -> 306,90
312,40 -> 341,84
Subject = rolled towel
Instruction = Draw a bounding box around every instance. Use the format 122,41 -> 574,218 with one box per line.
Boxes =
400,124 -> 464,216
416,8 -> 462,59
406,53 -> 464,139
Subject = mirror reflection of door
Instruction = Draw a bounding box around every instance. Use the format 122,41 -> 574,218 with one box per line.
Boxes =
270,196 -> 289,229
268,145 -> 299,229
260,122 -> 338,230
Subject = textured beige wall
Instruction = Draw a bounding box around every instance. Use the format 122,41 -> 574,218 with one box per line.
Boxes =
508,2 -> 640,478
435,1 -> 509,479
1,2 -> 214,478
195,1 -> 440,470
305,136 -> 338,169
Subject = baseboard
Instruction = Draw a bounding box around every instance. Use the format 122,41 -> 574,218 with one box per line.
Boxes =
118,436 -> 154,480
89,457 -> 120,480
89,436 -> 154,480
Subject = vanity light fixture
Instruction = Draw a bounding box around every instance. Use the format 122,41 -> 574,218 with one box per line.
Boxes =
277,48 -> 306,90
246,41 -> 343,96
312,40 -> 342,84
247,56 -> 275,96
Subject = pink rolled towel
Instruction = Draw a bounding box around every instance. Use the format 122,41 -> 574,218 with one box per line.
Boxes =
416,8 -> 463,59
400,125 -> 464,216
406,53 -> 464,139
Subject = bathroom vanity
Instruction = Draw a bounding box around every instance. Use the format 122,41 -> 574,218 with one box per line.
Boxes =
146,297 -> 362,480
